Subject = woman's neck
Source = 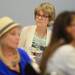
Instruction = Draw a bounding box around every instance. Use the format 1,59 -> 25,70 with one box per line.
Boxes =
36,25 -> 47,38
1,46 -> 16,57
0,46 -> 20,72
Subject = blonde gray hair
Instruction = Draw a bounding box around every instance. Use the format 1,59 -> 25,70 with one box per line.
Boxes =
34,2 -> 55,22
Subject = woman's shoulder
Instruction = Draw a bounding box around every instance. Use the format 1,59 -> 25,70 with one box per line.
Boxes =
47,44 -> 75,75
47,45 -> 74,67
52,44 -> 74,59
22,25 -> 36,31
57,44 -> 74,52
17,47 -> 26,52
17,48 -> 31,61
21,25 -> 36,35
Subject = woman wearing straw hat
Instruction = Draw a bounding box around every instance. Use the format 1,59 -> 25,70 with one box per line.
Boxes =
0,16 -> 31,75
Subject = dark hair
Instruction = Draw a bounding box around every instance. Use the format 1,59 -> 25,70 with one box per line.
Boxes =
39,11 -> 75,75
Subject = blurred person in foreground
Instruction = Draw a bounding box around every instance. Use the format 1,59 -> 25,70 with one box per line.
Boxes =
0,16 -> 32,75
40,11 -> 75,75
19,2 -> 55,64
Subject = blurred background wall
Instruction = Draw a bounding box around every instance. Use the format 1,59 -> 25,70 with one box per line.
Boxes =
0,0 -> 75,26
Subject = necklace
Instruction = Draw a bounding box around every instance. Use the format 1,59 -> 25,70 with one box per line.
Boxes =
0,49 -> 20,71
11,61 -> 17,67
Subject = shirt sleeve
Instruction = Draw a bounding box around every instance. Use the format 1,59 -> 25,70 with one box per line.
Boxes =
18,26 -> 28,48
46,45 -> 75,75
64,49 -> 75,75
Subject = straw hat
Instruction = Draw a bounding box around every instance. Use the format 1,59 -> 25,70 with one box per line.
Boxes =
0,16 -> 21,37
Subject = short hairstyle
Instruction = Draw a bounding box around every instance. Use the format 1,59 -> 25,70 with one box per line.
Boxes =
34,2 -> 55,22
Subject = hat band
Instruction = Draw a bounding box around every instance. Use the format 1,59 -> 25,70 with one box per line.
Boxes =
0,22 -> 15,33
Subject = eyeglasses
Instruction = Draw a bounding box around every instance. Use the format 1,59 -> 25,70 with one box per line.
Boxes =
36,13 -> 49,19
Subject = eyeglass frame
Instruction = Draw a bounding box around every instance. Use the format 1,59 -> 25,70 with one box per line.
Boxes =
35,13 -> 49,20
